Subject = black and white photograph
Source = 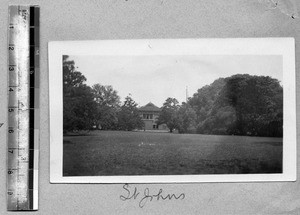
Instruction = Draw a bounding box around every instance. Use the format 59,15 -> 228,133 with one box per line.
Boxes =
49,39 -> 296,183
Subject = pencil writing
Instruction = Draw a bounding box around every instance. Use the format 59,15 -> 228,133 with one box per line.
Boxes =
120,184 -> 185,208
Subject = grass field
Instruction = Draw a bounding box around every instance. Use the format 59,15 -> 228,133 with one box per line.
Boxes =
63,130 -> 282,176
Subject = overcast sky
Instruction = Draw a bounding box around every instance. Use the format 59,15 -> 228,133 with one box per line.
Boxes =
68,55 -> 282,107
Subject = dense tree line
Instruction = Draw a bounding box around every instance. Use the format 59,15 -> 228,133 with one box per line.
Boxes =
63,56 -> 283,137
157,74 -> 282,137
188,74 -> 283,137
63,56 -> 143,133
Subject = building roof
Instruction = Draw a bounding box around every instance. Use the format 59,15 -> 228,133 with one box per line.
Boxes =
139,102 -> 161,112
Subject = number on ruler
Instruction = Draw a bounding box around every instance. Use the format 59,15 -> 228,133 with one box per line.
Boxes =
8,46 -> 14,51
9,66 -> 14,71
8,108 -> 14,112
8,149 -> 13,154
19,9 -> 28,20
9,88 -> 14,92
8,170 -> 13,175
7,191 -> 13,195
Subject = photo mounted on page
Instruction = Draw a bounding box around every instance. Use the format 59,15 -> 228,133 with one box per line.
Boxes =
49,39 -> 296,183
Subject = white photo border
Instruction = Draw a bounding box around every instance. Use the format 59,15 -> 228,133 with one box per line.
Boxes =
49,38 -> 296,183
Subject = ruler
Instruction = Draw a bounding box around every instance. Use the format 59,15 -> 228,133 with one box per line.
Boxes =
7,5 -> 39,211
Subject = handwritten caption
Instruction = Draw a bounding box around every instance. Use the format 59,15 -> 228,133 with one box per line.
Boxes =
120,184 -> 185,208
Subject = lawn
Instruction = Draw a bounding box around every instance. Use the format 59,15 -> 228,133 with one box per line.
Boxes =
63,130 -> 282,176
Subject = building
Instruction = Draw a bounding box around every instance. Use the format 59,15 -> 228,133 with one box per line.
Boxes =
138,102 -> 168,131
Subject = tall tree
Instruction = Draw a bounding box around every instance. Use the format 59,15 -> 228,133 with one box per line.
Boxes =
189,74 -> 283,137
189,78 -> 226,125
220,74 -> 283,136
117,95 -> 144,131
63,55 -> 96,133
177,102 -> 197,133
92,84 -> 121,129
157,98 -> 180,133
63,56 -> 87,95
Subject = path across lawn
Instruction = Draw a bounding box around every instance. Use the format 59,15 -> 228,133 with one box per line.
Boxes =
63,130 -> 282,176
